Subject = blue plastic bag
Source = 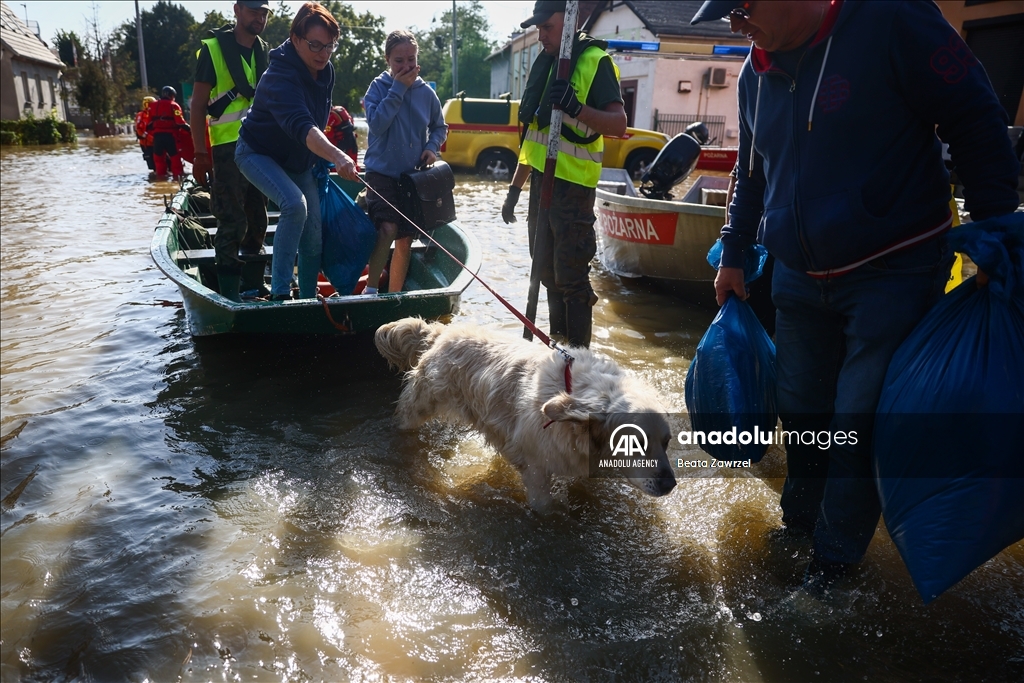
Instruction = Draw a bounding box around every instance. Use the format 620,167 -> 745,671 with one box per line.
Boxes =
683,241 -> 777,462
316,163 -> 376,296
875,213 -> 1024,603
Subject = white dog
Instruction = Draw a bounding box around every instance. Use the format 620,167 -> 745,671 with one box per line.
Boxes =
374,318 -> 677,511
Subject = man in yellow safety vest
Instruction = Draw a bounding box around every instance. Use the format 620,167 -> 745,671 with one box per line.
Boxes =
190,1 -> 271,302
502,0 -> 626,347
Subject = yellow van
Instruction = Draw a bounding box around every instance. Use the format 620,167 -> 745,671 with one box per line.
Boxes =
440,96 -> 669,179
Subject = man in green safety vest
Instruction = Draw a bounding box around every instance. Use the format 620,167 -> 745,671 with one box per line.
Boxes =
190,1 -> 271,302
502,0 -> 627,348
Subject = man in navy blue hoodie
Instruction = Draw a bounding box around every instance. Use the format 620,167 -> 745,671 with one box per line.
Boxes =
691,0 -> 1020,593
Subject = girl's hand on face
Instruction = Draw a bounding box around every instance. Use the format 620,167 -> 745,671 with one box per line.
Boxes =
419,149 -> 436,167
396,64 -> 420,87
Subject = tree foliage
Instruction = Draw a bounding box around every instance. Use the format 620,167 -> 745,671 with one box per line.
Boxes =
54,30 -> 85,68
416,1 -> 495,102
261,1 -> 294,49
114,0 -> 195,93
75,0 -> 391,118
322,1 -> 386,112
59,9 -> 136,122
188,10 -> 230,58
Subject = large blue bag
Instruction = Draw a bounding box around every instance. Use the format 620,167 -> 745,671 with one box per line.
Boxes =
316,163 -> 376,296
875,214 -> 1024,603
684,241 -> 776,462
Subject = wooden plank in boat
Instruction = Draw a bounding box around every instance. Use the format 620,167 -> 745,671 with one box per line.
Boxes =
178,247 -> 275,264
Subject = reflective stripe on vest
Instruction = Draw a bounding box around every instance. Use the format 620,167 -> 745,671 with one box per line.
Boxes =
202,37 -> 256,146
518,46 -> 616,188
523,126 -> 603,163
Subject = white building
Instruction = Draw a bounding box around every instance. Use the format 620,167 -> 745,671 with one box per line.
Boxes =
486,1 -> 750,142
585,0 -> 748,143
0,1 -> 66,121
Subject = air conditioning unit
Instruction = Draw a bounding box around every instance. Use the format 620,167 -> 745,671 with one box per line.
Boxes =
707,67 -> 728,88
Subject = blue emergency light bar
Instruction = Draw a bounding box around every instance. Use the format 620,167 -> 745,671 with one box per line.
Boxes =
606,39 -> 660,51
606,40 -> 751,57
713,45 -> 751,56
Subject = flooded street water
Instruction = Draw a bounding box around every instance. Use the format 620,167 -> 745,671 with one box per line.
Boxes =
2,137 -> 1022,682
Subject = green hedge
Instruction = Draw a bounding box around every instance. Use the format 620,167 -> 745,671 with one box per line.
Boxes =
0,111 -> 77,145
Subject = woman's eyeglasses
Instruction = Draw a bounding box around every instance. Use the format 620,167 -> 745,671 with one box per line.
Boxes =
726,4 -> 752,21
305,39 -> 339,53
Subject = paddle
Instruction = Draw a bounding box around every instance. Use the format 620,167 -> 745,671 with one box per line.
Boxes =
524,0 -> 579,341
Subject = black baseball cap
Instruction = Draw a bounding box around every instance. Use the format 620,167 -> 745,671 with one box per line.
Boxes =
238,0 -> 271,10
521,1 -> 566,29
691,1 -> 747,25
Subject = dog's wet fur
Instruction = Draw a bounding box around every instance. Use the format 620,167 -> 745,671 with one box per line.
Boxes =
375,318 -> 677,511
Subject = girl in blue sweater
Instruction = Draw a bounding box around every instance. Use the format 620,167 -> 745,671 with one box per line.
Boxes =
362,30 -> 448,294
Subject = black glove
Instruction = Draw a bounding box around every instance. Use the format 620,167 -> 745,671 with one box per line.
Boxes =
501,185 -> 521,224
549,78 -> 583,118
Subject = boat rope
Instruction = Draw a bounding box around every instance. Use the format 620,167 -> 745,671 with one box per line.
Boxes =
316,294 -> 352,333
357,178 -> 575,395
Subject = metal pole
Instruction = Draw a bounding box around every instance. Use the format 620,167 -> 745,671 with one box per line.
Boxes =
451,0 -> 458,95
135,0 -> 148,91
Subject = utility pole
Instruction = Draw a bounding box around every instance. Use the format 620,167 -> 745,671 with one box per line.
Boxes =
451,0 -> 458,95
135,0 -> 148,91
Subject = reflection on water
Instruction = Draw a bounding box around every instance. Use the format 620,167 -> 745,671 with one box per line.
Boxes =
2,138 -> 1022,681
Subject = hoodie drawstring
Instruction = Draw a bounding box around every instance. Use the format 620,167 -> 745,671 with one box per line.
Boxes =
748,74 -> 762,178
807,36 -> 833,132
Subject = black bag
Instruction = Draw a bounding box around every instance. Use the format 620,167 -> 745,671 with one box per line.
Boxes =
399,160 -> 456,232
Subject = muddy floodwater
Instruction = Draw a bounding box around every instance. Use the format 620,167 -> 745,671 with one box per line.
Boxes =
1,137 -> 1022,682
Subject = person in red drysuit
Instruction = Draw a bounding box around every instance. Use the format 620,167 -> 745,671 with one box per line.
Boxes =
147,85 -> 191,180
135,96 -> 157,175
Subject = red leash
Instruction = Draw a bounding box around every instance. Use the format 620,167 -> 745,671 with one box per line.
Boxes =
356,177 -> 575,393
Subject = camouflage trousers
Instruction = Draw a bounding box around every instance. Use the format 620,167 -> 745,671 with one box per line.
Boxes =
212,141 -> 268,276
526,170 -> 598,306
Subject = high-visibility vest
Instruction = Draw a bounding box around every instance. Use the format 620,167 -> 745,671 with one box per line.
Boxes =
202,36 -> 257,146
519,46 -> 615,188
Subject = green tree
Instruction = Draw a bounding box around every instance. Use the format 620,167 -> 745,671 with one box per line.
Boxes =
70,10 -> 137,122
416,1 -> 495,102
73,57 -> 114,122
114,1 -> 196,93
322,1 -> 386,112
262,1 -> 294,48
188,10 -> 230,56
53,30 -> 85,67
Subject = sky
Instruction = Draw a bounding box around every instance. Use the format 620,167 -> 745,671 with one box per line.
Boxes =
17,1 -> 535,45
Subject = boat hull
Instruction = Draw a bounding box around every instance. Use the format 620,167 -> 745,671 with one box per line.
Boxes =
151,183 -> 480,337
697,147 -> 738,172
595,188 -> 725,304
595,176 -> 776,332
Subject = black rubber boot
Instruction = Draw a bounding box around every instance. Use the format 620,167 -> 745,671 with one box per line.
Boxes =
546,289 -> 567,340
565,298 -> 593,348
241,261 -> 269,297
216,272 -> 242,303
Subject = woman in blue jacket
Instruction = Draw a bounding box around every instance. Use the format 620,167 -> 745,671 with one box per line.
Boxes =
235,2 -> 359,301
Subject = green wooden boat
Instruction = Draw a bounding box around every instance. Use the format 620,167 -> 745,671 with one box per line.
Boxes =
151,178 -> 480,337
